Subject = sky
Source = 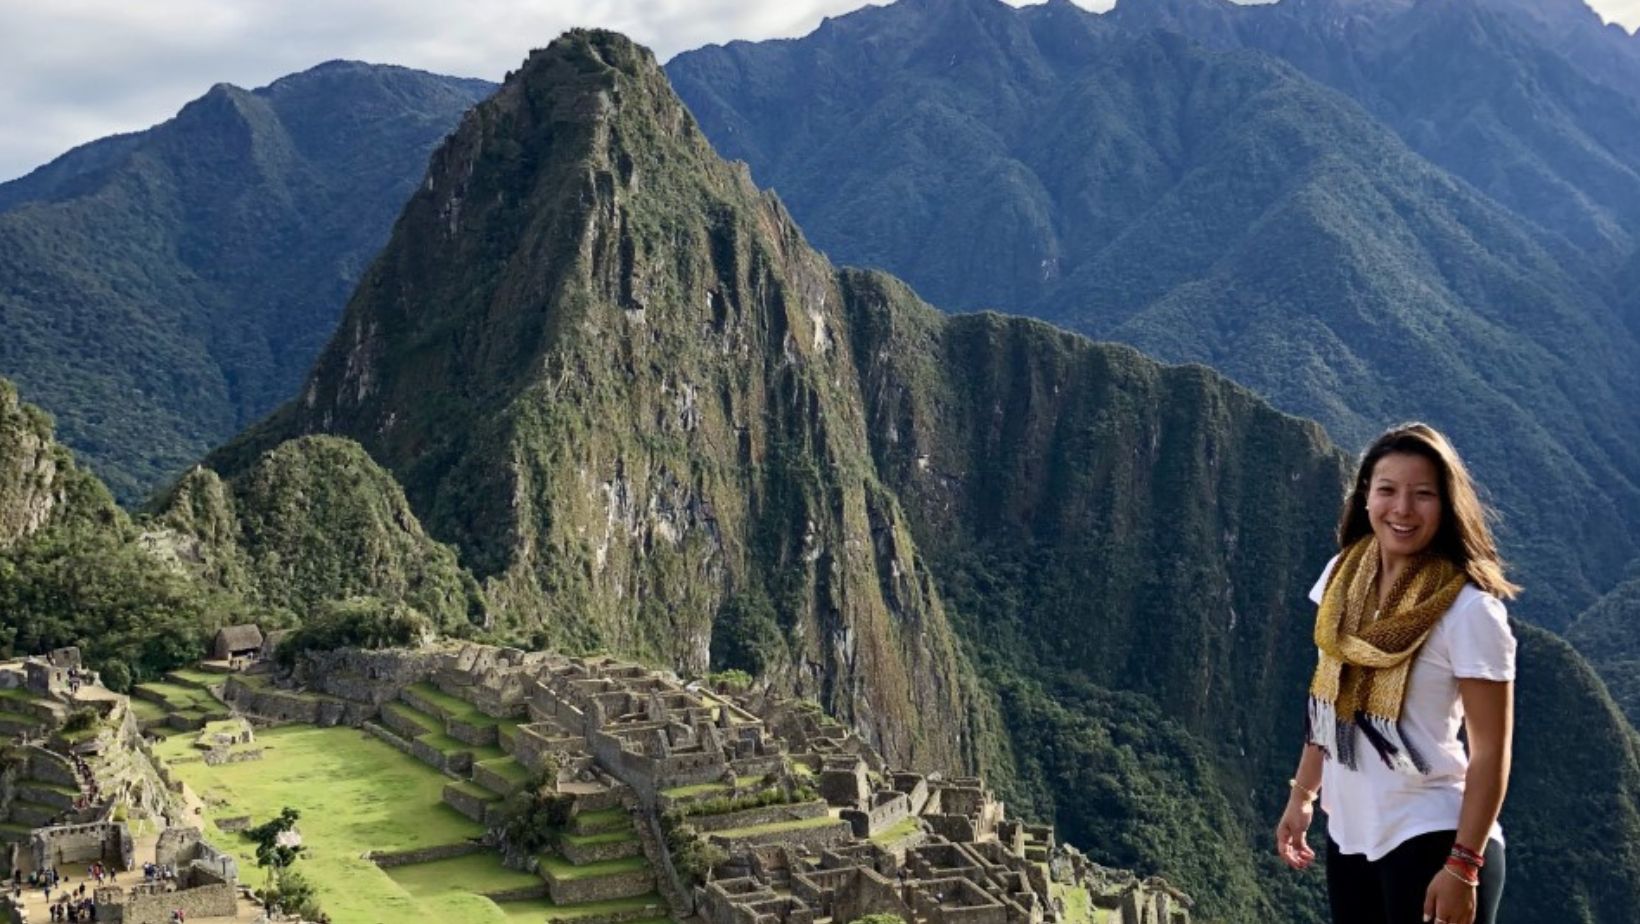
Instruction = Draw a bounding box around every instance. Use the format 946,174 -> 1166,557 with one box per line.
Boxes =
1,0 -> 1637,183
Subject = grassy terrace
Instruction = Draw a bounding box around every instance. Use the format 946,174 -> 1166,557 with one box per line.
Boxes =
560,829 -> 636,847
709,815 -> 841,840
408,682 -> 505,726
448,780 -> 502,802
154,724 -> 487,923
165,668 -> 226,688
659,775 -> 767,800
869,815 -> 923,845
536,854 -> 649,881
383,701 -> 441,735
422,733 -> 506,762
0,688 -> 41,703
126,698 -> 168,723
134,681 -> 220,713
478,756 -> 533,785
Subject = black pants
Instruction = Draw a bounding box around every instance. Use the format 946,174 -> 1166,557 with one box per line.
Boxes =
1327,831 -> 1505,923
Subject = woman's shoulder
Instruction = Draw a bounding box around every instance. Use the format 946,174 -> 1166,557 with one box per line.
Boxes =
1436,583 -> 1516,680
1448,582 -> 1509,624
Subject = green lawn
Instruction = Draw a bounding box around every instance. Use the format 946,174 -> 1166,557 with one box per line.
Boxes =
155,724 -> 488,923
0,687 -> 41,703
387,852 -> 540,896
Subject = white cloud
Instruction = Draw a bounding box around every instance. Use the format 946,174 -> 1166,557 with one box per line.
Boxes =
0,0 -> 1634,183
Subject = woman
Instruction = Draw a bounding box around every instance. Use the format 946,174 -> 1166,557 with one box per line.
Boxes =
1275,423 -> 1516,924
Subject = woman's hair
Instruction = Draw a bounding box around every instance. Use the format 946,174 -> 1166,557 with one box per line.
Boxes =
1337,422 -> 1521,599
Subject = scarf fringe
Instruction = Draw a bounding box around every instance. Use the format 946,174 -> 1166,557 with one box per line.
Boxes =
1305,696 -> 1427,776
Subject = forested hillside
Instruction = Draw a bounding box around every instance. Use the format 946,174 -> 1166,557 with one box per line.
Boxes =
666,0 -> 1640,636
0,62 -> 492,501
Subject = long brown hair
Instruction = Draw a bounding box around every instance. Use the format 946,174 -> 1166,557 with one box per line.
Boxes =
1337,422 -> 1521,599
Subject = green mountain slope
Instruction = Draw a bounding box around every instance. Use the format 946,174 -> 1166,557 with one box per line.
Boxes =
665,0 -> 1640,633
190,31 -> 1640,921
0,62 -> 492,502
1,378 -> 479,688
1566,573 -> 1640,727
1107,0 -> 1640,264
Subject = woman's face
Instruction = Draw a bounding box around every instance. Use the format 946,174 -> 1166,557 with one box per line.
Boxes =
1365,452 -> 1442,561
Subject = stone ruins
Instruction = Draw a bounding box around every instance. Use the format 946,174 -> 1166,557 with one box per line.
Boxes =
2,638 -> 1189,924
0,650 -> 241,924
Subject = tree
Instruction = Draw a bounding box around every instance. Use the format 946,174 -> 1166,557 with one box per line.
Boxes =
246,806 -> 307,906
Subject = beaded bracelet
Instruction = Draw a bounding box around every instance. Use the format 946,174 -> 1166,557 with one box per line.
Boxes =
1442,862 -> 1480,888
1288,778 -> 1319,804
1450,842 -> 1485,870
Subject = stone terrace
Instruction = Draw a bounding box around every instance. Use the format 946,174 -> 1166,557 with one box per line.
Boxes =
266,643 -> 1191,924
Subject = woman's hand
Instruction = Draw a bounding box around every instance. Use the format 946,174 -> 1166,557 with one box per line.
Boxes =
1423,867 -> 1477,924
1275,796 -> 1317,870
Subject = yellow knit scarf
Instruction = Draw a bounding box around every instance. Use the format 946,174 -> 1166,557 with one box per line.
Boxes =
1307,535 -> 1467,774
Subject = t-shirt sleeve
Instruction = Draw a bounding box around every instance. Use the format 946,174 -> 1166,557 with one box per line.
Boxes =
1308,555 -> 1340,605
1445,593 -> 1516,681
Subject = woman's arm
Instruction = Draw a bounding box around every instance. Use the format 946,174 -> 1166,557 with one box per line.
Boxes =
1455,678 -> 1513,849
1276,743 -> 1325,869
1424,678 -> 1513,923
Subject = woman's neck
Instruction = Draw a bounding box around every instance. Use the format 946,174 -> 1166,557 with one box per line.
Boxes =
1377,549 -> 1412,606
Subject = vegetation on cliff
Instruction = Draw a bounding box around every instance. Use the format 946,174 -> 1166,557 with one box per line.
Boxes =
1,378 -> 482,689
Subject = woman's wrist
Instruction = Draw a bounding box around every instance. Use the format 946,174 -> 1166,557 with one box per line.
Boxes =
1287,778 -> 1319,806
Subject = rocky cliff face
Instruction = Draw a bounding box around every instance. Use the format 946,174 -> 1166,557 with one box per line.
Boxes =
211,32 -> 976,771
0,379 -> 119,548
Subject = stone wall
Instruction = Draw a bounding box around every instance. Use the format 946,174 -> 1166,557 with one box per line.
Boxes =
155,827 -> 238,883
559,834 -> 642,865
369,842 -> 484,868
510,723 -> 584,774
442,783 -> 497,824
22,746 -> 76,788
542,864 -> 656,905
95,881 -> 237,924
28,822 -> 132,875
841,791 -> 910,838
707,818 -> 853,853
223,677 -> 370,726
473,760 -> 528,797
690,800 -> 829,834
297,648 -> 441,705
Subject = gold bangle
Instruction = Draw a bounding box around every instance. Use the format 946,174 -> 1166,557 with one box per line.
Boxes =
1441,864 -> 1479,888
1288,778 -> 1318,803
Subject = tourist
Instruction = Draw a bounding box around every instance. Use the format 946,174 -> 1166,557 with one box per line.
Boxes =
1275,424 -> 1515,924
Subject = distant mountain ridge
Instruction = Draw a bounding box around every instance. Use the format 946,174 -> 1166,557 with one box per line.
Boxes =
665,0 -> 1640,632
0,61 -> 493,501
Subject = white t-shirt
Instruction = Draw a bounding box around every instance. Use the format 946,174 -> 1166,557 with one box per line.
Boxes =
1309,556 -> 1515,860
